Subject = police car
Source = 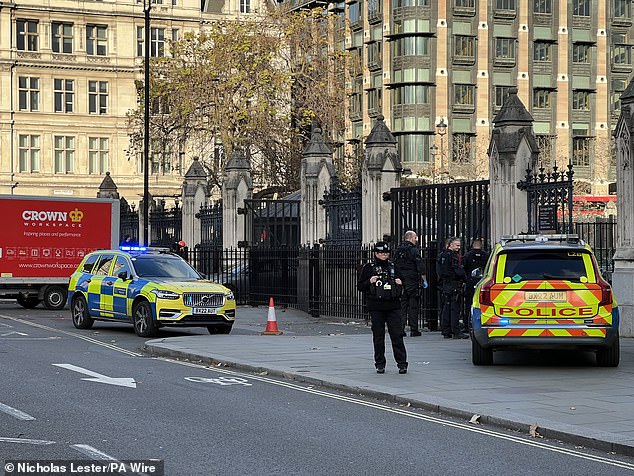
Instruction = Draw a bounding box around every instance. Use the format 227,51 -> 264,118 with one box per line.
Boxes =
470,234 -> 619,366
67,246 -> 236,337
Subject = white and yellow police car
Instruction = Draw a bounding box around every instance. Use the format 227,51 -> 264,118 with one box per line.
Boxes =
470,234 -> 619,366
67,246 -> 236,337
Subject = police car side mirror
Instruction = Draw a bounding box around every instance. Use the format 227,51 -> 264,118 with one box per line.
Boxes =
471,268 -> 483,279
117,271 -> 129,281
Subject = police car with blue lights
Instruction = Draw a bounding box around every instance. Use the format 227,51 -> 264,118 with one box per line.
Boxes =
67,246 -> 236,337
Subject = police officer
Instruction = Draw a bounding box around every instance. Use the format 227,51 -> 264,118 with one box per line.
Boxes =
357,241 -> 408,374
462,239 -> 489,333
438,237 -> 468,339
394,230 -> 427,337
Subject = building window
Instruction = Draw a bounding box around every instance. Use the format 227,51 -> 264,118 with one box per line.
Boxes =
393,85 -> 430,105
573,0 -> 591,16
88,80 -> 108,114
397,134 -> 432,163
612,79 -> 627,111
572,43 -> 591,63
494,85 -> 512,107
137,27 -> 165,57
496,0 -> 516,8
613,44 -> 633,65
454,35 -> 476,60
533,89 -> 552,108
392,36 -> 430,56
51,22 -> 73,54
572,90 -> 590,110
240,0 -> 251,13
455,0 -> 475,7
454,84 -> 475,106
86,25 -> 107,56
615,0 -> 633,18
534,0 -> 552,14
54,79 -> 74,113
18,77 -> 39,111
536,134 -> 556,167
572,137 -> 591,168
367,73 -> 382,112
349,2 -> 360,24
495,38 -> 516,61
89,137 -> 109,175
171,29 -> 179,42
18,135 -> 40,173
534,41 -> 551,62
54,136 -> 75,174
392,0 -> 430,6
17,19 -> 38,51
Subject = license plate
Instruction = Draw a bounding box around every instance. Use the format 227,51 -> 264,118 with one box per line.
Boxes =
524,291 -> 566,302
193,307 -> 218,315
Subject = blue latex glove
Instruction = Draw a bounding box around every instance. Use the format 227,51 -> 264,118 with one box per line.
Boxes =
421,278 -> 428,289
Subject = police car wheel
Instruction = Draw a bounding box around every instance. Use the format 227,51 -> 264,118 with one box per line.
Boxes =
71,296 -> 94,330
133,301 -> 158,337
471,338 -> 493,366
207,324 -> 232,335
43,286 -> 67,310
596,336 -> 620,367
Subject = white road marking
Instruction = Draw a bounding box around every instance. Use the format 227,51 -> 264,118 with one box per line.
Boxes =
70,445 -> 153,476
53,364 -> 137,388
0,331 -> 29,336
0,314 -> 141,357
0,402 -> 35,421
185,376 -> 251,386
161,357 -> 634,472
0,437 -> 54,445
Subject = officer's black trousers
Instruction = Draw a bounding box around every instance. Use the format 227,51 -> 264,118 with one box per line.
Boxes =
400,285 -> 420,333
440,291 -> 462,336
369,308 -> 408,370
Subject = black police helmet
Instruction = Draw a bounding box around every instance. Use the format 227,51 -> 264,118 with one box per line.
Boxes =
373,241 -> 390,253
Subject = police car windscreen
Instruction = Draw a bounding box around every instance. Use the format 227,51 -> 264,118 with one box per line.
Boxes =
132,256 -> 200,279
501,251 -> 588,282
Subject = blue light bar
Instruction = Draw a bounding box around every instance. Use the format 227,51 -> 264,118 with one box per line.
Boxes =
499,318 -> 510,326
120,245 -> 148,252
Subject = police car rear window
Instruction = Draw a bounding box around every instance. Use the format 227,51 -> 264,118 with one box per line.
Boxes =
501,250 -> 589,282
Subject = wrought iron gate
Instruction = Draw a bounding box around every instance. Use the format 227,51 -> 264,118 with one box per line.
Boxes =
387,180 -> 490,330
241,193 -> 300,247
516,163 -> 574,233
320,176 -> 361,245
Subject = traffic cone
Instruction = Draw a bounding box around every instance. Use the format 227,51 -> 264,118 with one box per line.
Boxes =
262,297 -> 283,335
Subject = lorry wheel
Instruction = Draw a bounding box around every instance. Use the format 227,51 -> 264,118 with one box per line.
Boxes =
596,335 -> 620,367
43,286 -> 67,310
72,296 -> 94,329
472,338 -> 494,366
17,295 -> 40,309
133,301 -> 158,337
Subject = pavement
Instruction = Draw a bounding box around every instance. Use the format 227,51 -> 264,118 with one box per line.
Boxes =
144,306 -> 634,457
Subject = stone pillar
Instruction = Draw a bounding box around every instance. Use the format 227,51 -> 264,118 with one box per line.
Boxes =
181,157 -> 209,248
487,88 -> 539,243
222,148 -> 253,249
96,171 -> 119,199
300,127 -> 335,245
361,115 -> 401,244
611,80 -> 634,337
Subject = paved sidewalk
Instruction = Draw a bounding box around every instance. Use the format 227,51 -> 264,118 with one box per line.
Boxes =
145,306 -> 634,457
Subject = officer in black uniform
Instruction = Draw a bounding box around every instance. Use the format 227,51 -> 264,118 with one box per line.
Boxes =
437,237 -> 468,339
394,230 -> 427,337
462,239 -> 489,333
357,242 -> 408,374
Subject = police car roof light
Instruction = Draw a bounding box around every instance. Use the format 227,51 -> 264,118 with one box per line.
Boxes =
120,245 -> 147,252
500,234 -> 581,246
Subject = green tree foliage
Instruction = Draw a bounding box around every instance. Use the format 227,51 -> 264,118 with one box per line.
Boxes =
127,8 -> 348,191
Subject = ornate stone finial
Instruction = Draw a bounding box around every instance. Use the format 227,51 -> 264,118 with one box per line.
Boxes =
184,155 -> 207,179
492,87 -> 533,126
366,115 -> 396,145
303,126 -> 332,156
97,171 -> 119,198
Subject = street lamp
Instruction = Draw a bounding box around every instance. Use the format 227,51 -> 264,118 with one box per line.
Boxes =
436,117 -> 448,182
142,0 -> 151,246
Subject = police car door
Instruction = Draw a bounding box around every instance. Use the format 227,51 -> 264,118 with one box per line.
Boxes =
89,253 -> 115,317
110,255 -> 133,319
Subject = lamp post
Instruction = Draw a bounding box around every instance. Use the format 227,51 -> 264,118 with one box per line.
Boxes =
436,117 -> 448,183
142,0 -> 151,246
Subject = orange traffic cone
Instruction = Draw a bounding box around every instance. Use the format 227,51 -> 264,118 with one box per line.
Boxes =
262,297 -> 283,335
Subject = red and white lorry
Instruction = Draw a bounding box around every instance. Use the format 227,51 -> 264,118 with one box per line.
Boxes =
0,195 -> 119,309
